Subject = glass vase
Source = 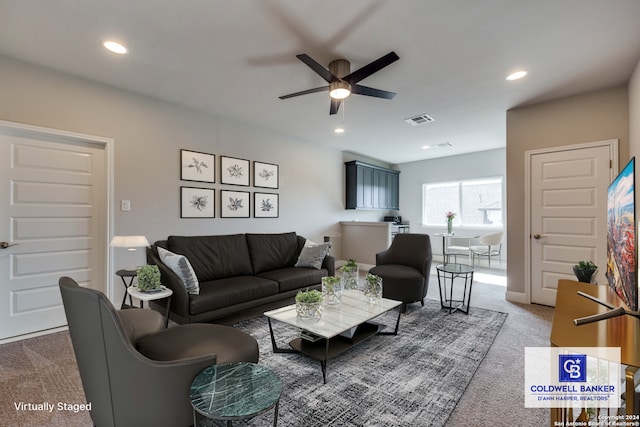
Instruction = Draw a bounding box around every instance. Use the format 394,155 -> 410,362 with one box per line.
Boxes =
364,275 -> 383,303
322,276 -> 342,305
296,301 -> 323,321
340,265 -> 360,291
447,219 -> 453,234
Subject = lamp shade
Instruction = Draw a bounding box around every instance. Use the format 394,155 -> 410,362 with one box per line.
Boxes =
110,235 -> 149,249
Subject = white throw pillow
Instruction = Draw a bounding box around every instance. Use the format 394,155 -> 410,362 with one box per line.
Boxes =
295,242 -> 331,269
157,247 -> 200,295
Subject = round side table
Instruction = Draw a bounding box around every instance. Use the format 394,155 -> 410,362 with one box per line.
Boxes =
126,286 -> 173,327
436,263 -> 475,314
190,362 -> 282,426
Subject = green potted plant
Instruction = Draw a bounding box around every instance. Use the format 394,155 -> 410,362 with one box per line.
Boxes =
338,259 -> 359,290
136,265 -> 161,291
295,289 -> 323,320
321,276 -> 342,305
572,260 -> 598,284
364,273 -> 383,302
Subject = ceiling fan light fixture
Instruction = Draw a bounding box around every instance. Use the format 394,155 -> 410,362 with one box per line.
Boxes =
329,81 -> 351,99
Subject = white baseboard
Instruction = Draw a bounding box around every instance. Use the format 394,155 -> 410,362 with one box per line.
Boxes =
505,290 -> 529,304
0,325 -> 68,345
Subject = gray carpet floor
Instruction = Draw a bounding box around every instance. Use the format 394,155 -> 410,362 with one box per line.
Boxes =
199,299 -> 506,426
0,265 -> 553,426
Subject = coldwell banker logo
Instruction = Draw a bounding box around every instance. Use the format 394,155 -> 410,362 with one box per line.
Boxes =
559,354 -> 587,382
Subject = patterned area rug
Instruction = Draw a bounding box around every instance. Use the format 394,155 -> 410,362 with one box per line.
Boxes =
201,299 -> 507,427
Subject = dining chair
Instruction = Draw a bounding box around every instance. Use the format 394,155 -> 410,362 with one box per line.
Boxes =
469,231 -> 504,267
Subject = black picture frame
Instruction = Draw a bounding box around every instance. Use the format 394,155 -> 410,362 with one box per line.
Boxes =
253,161 -> 279,189
220,156 -> 250,186
180,149 -> 215,183
220,190 -> 250,218
254,192 -> 279,218
180,187 -> 215,218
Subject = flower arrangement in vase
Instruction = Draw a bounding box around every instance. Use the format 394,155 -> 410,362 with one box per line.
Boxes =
295,289 -> 323,320
338,259 -> 359,290
322,276 -> 342,305
364,273 -> 383,303
446,211 -> 456,234
572,260 -> 598,284
136,265 -> 161,291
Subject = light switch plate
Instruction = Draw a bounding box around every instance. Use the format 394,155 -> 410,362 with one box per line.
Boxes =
121,200 -> 131,211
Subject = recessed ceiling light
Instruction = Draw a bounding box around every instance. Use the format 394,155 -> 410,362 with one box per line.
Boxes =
103,40 -> 128,54
506,70 -> 527,81
421,145 -> 431,150
334,127 -> 345,134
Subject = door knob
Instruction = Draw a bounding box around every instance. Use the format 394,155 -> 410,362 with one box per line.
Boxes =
532,234 -> 543,240
0,241 -> 17,249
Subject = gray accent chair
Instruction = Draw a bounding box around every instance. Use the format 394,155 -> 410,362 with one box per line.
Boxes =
59,277 -> 259,427
368,233 -> 433,312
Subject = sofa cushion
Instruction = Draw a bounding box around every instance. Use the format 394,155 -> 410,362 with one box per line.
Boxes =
168,234 -> 253,281
294,242 -> 331,269
190,276 -> 279,314
258,267 -> 327,293
246,232 -> 299,274
157,247 -> 200,295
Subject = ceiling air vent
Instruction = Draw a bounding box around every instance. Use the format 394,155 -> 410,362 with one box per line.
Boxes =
404,114 -> 434,126
436,142 -> 453,148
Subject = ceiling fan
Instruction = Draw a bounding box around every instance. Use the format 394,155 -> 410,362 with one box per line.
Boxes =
279,51 -> 399,115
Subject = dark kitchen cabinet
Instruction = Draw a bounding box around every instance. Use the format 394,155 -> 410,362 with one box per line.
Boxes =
345,161 -> 400,210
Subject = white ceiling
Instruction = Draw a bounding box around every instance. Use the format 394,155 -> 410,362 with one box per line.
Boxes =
1,0 -> 640,164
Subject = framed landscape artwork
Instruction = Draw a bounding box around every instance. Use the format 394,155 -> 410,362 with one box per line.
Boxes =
254,161 -> 279,189
181,149 -> 215,183
254,192 -> 279,218
221,156 -> 250,186
181,187 -> 215,218
221,190 -> 250,218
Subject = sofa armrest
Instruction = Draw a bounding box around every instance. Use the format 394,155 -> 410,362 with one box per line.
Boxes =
146,246 -> 189,319
322,254 -> 335,276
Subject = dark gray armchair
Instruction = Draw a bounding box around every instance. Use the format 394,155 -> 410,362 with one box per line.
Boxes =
59,277 -> 259,427
368,233 -> 433,312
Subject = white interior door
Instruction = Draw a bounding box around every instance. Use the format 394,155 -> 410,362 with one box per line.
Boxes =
529,142 -> 615,306
0,122 -> 108,341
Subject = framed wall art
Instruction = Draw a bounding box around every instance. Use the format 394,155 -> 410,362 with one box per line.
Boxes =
220,156 -> 250,186
181,187 -> 215,218
221,190 -> 250,218
254,161 -> 279,189
254,192 -> 279,218
181,149 -> 215,183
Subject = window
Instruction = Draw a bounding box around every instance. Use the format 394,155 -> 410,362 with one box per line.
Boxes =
422,177 -> 503,227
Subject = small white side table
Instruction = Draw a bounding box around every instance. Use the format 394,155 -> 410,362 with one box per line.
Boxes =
127,286 -> 173,327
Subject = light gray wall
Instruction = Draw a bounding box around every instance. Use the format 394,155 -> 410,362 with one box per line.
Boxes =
506,86 -> 630,300
397,148 -> 507,259
0,55 -> 392,303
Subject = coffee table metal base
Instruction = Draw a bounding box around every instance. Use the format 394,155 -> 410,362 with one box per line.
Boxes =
267,307 -> 401,384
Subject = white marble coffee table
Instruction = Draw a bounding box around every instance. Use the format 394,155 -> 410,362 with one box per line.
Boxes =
264,290 -> 402,383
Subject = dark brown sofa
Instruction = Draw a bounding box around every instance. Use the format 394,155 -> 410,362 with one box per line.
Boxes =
147,232 -> 334,324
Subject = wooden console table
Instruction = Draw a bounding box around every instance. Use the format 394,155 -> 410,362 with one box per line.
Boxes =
550,279 -> 640,424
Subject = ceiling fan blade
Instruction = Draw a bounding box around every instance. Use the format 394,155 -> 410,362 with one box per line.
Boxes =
296,54 -> 337,83
351,84 -> 396,99
330,98 -> 342,115
344,51 -> 399,84
279,86 -> 329,100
